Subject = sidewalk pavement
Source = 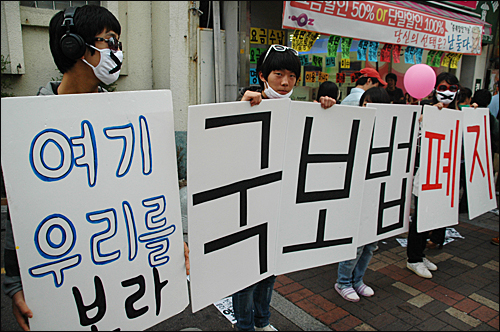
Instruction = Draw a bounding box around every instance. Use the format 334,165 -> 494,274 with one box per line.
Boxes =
269,210 -> 499,331
1,206 -> 498,331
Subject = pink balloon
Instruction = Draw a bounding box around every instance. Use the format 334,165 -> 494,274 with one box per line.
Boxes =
403,64 -> 436,100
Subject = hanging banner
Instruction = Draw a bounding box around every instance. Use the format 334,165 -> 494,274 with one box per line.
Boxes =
381,44 -> 393,62
325,56 -> 336,67
327,35 -> 341,57
414,48 -> 424,64
450,53 -> 462,68
336,72 -> 346,83
312,55 -> 323,67
341,37 -> 353,59
282,1 -> 484,55
292,29 -> 319,52
392,45 -> 401,63
299,54 -> 311,66
368,41 -> 379,62
426,50 -> 437,66
250,27 -> 268,45
357,40 -> 369,61
441,52 -> 455,67
405,46 -> 415,64
318,72 -> 329,82
432,51 -> 444,67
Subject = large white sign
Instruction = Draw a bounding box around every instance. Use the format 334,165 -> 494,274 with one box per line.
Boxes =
462,107 -> 497,219
283,1 -> 484,54
417,105 -> 463,232
187,99 -> 289,313
357,104 -> 421,247
275,102 -> 375,275
1,90 -> 189,331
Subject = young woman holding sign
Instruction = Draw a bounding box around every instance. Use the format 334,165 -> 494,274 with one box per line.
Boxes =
238,44 -> 335,331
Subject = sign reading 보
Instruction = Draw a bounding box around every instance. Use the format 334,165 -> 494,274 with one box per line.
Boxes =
357,104 -> 421,247
462,107 -> 497,219
0,90 -> 189,331
417,106 -> 463,233
187,99 -> 290,313
275,103 -> 375,275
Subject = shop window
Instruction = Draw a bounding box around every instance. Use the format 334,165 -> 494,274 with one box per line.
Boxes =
20,1 -> 100,10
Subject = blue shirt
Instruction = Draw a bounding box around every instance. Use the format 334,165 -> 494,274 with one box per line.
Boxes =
488,93 -> 499,118
340,87 -> 365,106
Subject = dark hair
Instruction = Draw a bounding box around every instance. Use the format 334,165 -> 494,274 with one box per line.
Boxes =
471,89 -> 492,108
256,46 -> 301,90
359,87 -> 391,106
355,76 -> 380,87
386,73 -> 397,82
49,5 -> 121,73
432,72 -> 460,106
457,87 -> 472,104
316,81 -> 339,102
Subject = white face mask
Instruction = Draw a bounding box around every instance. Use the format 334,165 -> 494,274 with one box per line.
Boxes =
83,45 -> 123,85
436,90 -> 458,104
263,81 -> 293,99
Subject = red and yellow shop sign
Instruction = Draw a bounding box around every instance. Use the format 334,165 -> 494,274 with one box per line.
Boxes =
282,1 -> 483,55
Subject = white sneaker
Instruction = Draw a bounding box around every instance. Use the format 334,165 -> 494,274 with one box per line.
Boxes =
423,257 -> 437,271
407,261 -> 432,278
255,324 -> 277,331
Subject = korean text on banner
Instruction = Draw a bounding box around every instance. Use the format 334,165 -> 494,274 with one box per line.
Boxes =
357,104 -> 421,247
462,107 -> 497,219
187,99 -> 289,313
417,106 -> 463,233
0,90 -> 189,331
282,1 -> 483,55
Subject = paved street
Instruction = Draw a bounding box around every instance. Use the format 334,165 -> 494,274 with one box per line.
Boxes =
1,205 -> 498,331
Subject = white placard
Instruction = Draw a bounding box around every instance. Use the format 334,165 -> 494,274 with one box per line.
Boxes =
357,104 -> 421,246
275,103 -> 375,275
187,99 -> 289,312
1,90 -> 189,331
417,106 -> 463,232
462,107 -> 497,219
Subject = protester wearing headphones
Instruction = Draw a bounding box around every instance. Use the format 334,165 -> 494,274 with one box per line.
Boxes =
2,6 -> 124,331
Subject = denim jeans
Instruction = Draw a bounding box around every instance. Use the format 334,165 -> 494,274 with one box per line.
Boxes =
336,241 -> 378,289
232,275 -> 276,331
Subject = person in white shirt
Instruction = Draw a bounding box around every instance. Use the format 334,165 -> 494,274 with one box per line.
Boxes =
340,68 -> 387,106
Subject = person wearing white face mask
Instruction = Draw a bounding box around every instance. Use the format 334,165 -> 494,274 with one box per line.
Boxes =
240,44 -> 336,109
406,72 -> 463,279
235,44 -> 335,331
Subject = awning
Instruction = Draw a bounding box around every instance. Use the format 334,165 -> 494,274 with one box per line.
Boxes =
282,1 -> 486,55
388,1 -> 492,35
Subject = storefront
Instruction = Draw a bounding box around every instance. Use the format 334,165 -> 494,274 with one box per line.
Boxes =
241,1 -> 492,103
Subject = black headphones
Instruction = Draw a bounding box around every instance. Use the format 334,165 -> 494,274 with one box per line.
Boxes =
60,7 -> 86,59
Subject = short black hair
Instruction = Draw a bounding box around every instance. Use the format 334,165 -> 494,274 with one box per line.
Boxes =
256,46 -> 301,90
316,81 -> 339,102
359,87 -> 390,106
386,73 -> 397,82
457,87 -> 472,104
471,89 -> 492,108
49,5 -> 121,73
355,76 -> 380,86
